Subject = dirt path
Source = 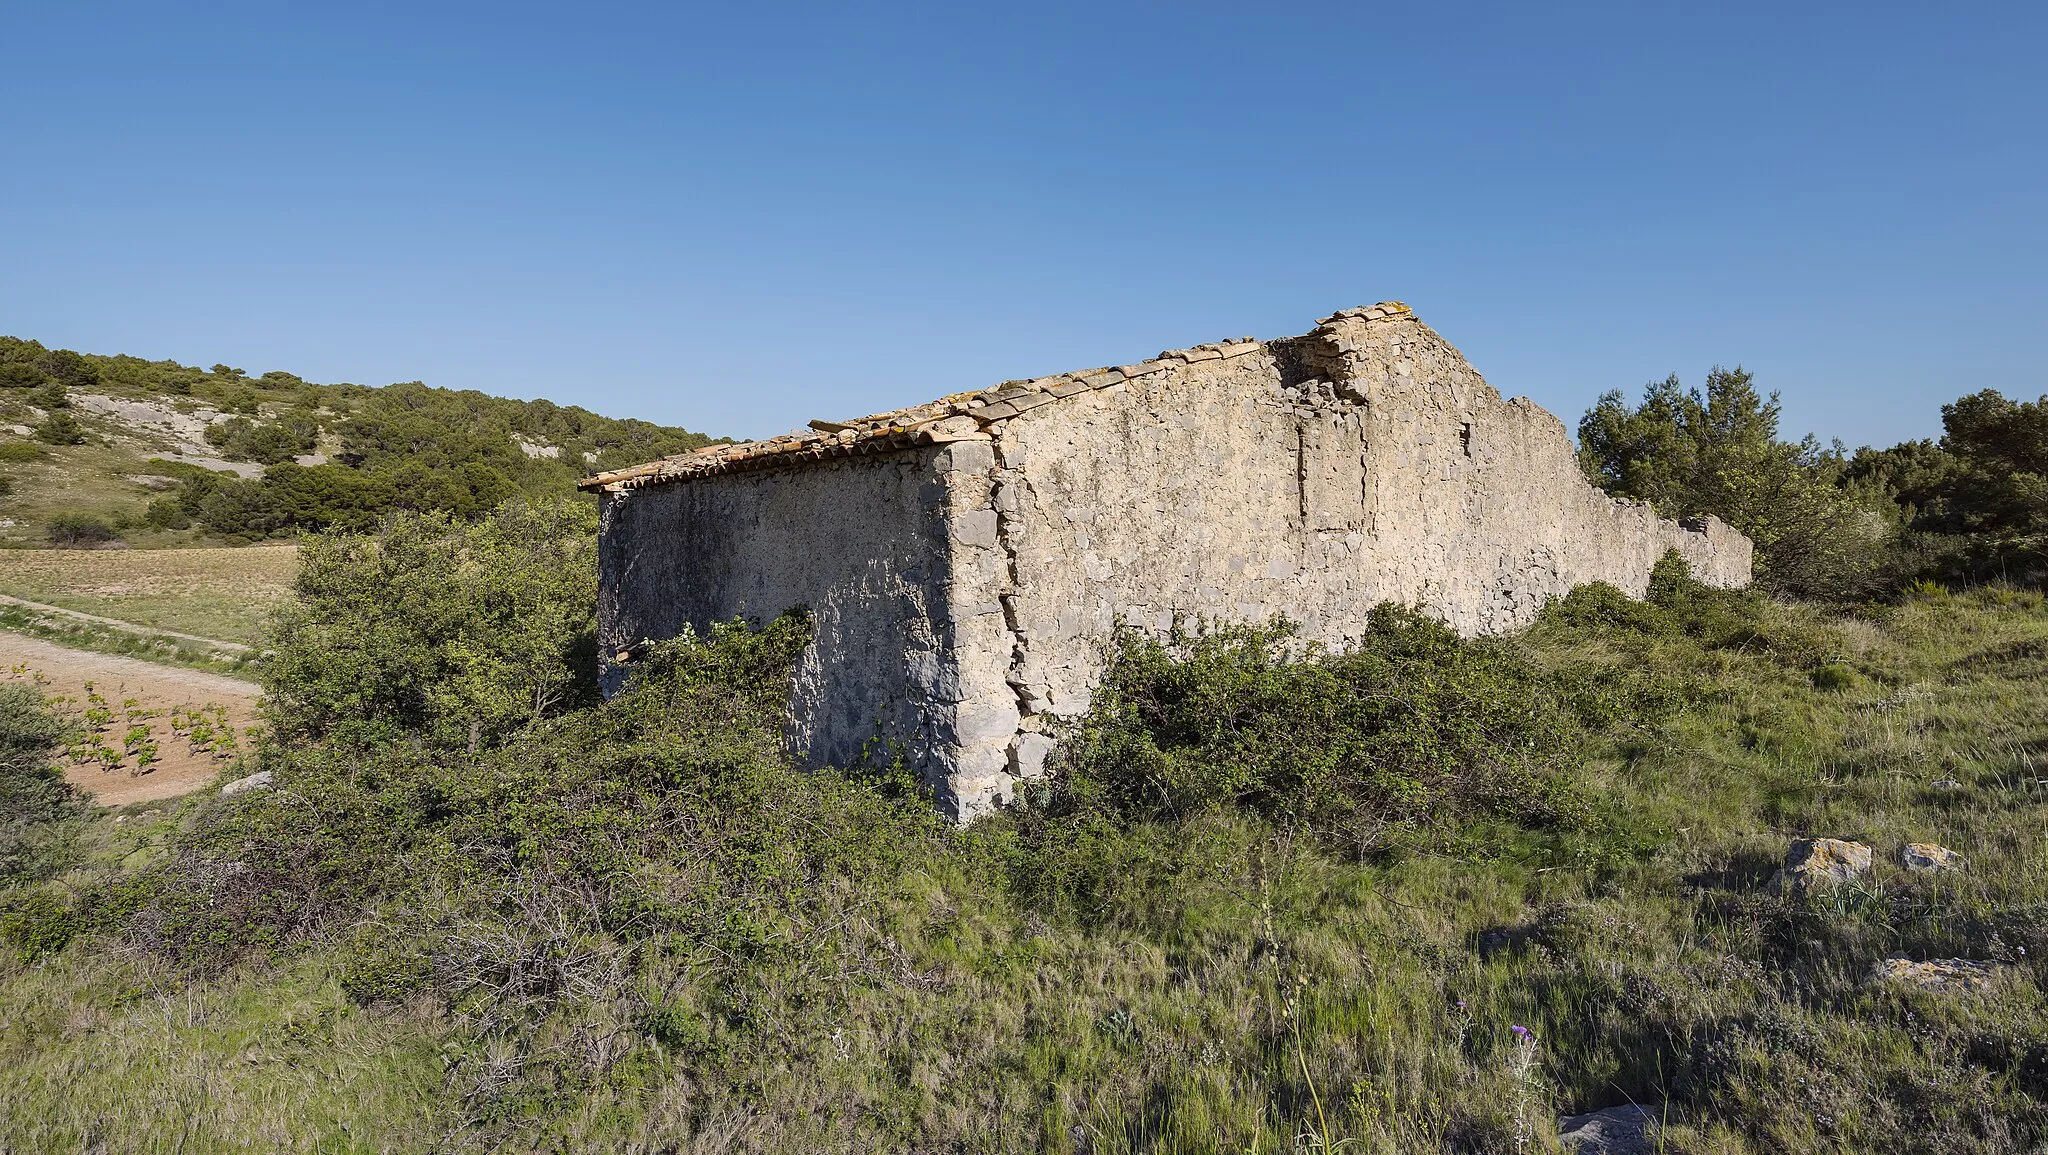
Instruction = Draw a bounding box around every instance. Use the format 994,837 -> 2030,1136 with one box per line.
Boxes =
0,632 -> 263,807
0,593 -> 254,652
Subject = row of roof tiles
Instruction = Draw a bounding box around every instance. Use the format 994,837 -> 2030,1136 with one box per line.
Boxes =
580,302 -> 1413,491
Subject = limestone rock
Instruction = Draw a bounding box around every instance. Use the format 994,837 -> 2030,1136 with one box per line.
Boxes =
1558,1104 -> 1659,1154
219,770 -> 273,796
1900,842 -> 1963,871
1773,838 -> 1872,894
1870,956 -> 2004,993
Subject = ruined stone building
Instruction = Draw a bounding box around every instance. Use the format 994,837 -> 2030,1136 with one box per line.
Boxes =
582,303 -> 1752,820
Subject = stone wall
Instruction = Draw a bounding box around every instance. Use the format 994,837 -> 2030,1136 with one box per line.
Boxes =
948,308 -> 1749,817
589,304 -> 1753,821
598,448 -> 962,783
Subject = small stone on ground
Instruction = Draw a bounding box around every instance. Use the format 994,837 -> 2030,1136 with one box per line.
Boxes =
1558,1104 -> 1659,1154
1900,842 -> 1963,870
1870,956 -> 2004,993
1773,837 -> 1872,894
220,770 -> 273,796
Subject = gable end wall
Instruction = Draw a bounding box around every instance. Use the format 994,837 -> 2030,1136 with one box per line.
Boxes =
594,310 -> 1752,821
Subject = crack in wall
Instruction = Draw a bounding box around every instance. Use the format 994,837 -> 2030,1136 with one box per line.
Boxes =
591,304 -> 1755,824
989,431 -> 1040,783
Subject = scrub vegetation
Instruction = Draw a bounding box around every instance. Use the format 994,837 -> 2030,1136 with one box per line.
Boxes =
0,335 -> 716,548
0,356 -> 2043,1151
2,500 -> 2044,1153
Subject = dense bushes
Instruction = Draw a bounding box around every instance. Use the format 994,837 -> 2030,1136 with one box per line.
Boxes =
0,332 -> 721,540
1848,389 -> 2048,587
0,683 -> 81,889
45,513 -> 119,548
205,413 -> 316,465
1578,368 -> 1892,597
32,412 -> 85,446
166,381 -> 716,539
11,500 -> 2048,1150
1582,371 -> 2048,598
0,684 -> 86,964
264,501 -> 602,749
1037,606 -> 1589,850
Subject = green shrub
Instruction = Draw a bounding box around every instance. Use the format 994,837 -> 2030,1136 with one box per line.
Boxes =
337,922 -> 435,1005
0,889 -> 78,961
1578,369 -> 1894,598
262,500 -> 603,750
1036,605 -> 1589,849
142,497 -> 190,530
32,412 -> 84,446
0,682 -> 82,888
45,513 -> 118,548
206,414 -> 316,465
1904,577 -> 1951,602
60,505 -> 2048,1151
28,382 -> 69,411
0,441 -> 44,463
1545,580 -> 1676,636
1809,663 -> 1860,691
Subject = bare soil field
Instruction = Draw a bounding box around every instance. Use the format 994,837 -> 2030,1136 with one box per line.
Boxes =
0,631 -> 261,807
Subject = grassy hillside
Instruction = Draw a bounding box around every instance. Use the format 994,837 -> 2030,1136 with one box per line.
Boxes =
0,513 -> 2041,1153
0,336 -> 718,548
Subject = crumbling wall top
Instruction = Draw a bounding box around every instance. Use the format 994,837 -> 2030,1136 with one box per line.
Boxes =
577,304 -> 1419,492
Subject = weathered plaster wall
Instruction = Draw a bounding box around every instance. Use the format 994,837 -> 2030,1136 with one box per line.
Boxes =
590,305 -> 1752,822
597,445 -> 1006,813
962,312 -> 1749,815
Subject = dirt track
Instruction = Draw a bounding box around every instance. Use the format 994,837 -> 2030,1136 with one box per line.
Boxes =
0,632 -> 262,807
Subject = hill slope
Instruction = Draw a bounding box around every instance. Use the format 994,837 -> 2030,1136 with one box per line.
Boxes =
0,336 -> 718,547
1,513 -> 2042,1152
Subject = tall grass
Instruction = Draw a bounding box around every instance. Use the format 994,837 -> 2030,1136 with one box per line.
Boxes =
2,556 -> 2044,1152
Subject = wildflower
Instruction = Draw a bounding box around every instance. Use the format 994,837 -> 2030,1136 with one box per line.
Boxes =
1456,1000 -> 1468,1010
1511,1024 -> 1534,1042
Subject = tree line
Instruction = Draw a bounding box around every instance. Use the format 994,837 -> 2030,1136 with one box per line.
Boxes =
0,336 -> 719,542
1577,369 -> 2047,597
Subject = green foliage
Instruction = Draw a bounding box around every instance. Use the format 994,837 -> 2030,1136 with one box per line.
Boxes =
0,889 -> 79,961
206,414 -> 315,465
0,333 -> 721,541
32,411 -> 85,446
34,349 -> 98,390
1035,606 -> 1587,850
263,500 -> 602,750
170,381 -> 716,539
1579,367 -> 1893,597
0,441 -> 45,463
14,499 -> 2048,1151
1809,662 -> 1859,691
142,496 -> 189,529
0,682 -> 82,889
45,513 -> 119,548
1849,390 -> 2048,587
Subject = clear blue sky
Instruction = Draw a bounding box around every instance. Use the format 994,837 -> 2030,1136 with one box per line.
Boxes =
4,2 -> 2042,448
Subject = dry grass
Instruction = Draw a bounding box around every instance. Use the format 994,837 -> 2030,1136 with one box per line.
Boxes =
0,545 -> 296,645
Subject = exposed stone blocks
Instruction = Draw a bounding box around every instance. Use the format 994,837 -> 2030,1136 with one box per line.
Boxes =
590,305 -> 1753,821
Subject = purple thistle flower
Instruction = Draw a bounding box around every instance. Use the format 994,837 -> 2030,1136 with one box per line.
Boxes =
1456,1000 -> 1468,1010
1511,1024 -> 1533,1040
